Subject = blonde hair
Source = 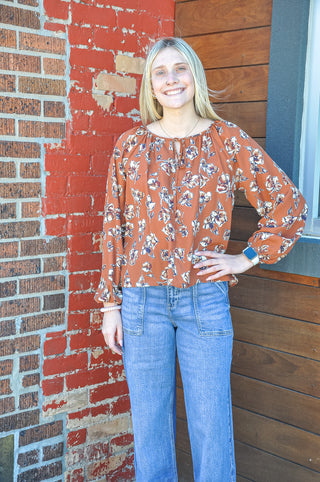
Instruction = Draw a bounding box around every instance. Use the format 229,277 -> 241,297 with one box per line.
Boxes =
139,37 -> 221,125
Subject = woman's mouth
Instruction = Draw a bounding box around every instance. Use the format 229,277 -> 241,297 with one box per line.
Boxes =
163,88 -> 184,96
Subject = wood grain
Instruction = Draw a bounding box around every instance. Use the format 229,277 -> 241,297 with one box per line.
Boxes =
233,407 -> 320,471
207,65 -> 269,102
229,275 -> 320,323
186,27 -> 271,69
218,101 -> 267,137
175,0 -> 272,37
231,373 -> 320,434
232,340 -> 320,397
231,306 -> 320,359
235,441 -> 320,482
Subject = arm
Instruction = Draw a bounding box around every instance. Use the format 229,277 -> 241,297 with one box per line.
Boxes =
194,123 -> 307,280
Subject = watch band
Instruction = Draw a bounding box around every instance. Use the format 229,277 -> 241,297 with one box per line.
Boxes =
242,246 -> 259,266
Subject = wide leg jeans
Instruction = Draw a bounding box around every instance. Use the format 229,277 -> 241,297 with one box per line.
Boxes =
122,282 -> 236,482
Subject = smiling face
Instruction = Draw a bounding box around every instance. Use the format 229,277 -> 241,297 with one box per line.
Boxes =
151,47 -> 195,113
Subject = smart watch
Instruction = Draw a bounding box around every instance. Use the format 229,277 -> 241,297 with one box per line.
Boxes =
242,246 -> 259,266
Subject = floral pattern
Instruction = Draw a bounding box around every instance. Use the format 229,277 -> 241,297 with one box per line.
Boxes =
95,121 -> 307,304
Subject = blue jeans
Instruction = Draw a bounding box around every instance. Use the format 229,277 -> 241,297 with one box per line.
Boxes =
122,282 -> 235,482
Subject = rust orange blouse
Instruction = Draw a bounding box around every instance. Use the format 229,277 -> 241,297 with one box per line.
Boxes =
95,121 -> 307,304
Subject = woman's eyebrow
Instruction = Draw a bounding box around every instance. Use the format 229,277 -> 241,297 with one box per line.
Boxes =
152,62 -> 188,71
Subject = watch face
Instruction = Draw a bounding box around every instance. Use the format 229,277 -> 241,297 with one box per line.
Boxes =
243,247 -> 258,260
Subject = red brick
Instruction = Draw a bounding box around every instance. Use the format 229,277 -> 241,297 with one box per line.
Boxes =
117,10 -> 159,36
0,359 -> 13,376
0,379 -> 12,395
67,312 -> 90,331
45,153 -> 90,174
0,28 -> 16,48
69,291 -> 98,312
65,467 -> 85,482
0,202 -> 16,219
0,241 -> 18,258
18,0 -> 39,6
17,449 -> 39,468
19,31 -> 66,54
21,201 -> 40,218
45,175 -> 68,195
0,221 -> 40,239
69,271 -> 100,292
68,252 -> 101,272
43,441 -> 64,461
21,311 -> 64,333
0,118 -> 15,135
44,100 -> 65,117
22,373 -> 40,387
110,394 -> 131,416
69,48 -> 114,70
43,196 -> 92,216
0,182 -> 41,199
20,237 -> 66,256
17,461 -> 63,480
0,74 -> 15,92
43,256 -> 65,273
19,420 -> 63,446
20,162 -> 41,178
41,376 -> 64,396
69,331 -> 103,352
71,3 -> 116,27
19,274 -> 65,294
110,432 -> 134,448
85,440 -> 109,460
1,409 -> 39,433
71,111 -> 90,131
19,77 -> 66,96
69,25 -> 92,47
43,352 -> 87,376
43,57 -> 65,76
67,428 -> 86,448
0,96 -> 40,115
0,52 -> 41,73
45,216 -> 67,237
0,4 -> 40,29
44,21 -> 66,33
44,334 -> 67,356
19,391 -> 38,410
66,366 -> 109,390
44,0 -> 69,20
0,396 -> 15,415
19,120 -> 66,138
90,380 -> 128,404
0,140 -> 40,158
0,297 -> 41,318
0,280 -> 17,298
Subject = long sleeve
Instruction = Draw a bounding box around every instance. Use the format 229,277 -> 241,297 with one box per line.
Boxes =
224,123 -> 308,264
95,135 -> 127,304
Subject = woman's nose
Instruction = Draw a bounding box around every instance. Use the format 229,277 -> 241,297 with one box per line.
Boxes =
166,70 -> 178,85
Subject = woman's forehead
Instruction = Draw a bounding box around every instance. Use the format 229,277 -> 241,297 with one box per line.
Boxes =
152,47 -> 188,69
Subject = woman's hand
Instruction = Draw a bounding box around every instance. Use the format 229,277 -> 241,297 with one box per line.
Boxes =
101,309 -> 123,356
193,251 -> 255,281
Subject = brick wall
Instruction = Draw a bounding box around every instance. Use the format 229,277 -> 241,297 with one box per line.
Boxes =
0,1 -> 175,480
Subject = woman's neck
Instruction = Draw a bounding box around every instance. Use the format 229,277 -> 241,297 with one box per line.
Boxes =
159,106 -> 200,138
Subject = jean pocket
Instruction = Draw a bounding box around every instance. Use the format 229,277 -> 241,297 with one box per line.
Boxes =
194,282 -> 233,336
122,287 -> 145,335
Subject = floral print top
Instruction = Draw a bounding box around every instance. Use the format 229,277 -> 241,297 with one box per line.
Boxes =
95,120 -> 307,304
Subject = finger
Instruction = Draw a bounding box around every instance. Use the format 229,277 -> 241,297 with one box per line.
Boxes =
195,250 -> 223,258
194,258 -> 220,269
206,269 -> 229,281
117,323 -> 123,347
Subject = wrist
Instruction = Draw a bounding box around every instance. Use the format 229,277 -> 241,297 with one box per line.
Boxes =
242,246 -> 259,266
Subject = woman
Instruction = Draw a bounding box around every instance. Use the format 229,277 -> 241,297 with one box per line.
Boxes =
95,38 -> 307,481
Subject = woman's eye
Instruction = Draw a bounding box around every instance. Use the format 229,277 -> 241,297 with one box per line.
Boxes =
177,66 -> 186,71
155,70 -> 165,76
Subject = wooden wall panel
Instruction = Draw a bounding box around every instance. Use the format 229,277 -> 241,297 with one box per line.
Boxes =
187,27 -> 271,69
235,441 -> 320,482
175,0 -> 272,37
175,0 -> 320,479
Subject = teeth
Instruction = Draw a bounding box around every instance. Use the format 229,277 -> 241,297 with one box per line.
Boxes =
165,89 -> 183,96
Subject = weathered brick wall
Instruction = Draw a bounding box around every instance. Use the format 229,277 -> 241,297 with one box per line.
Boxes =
0,0 -> 174,480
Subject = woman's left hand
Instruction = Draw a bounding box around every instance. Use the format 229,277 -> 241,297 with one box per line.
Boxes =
193,251 -> 255,281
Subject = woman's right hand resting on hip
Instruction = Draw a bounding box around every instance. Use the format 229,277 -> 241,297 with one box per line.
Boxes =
102,310 -> 123,355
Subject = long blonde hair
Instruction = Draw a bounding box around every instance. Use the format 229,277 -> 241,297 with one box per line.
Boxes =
139,37 -> 221,125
